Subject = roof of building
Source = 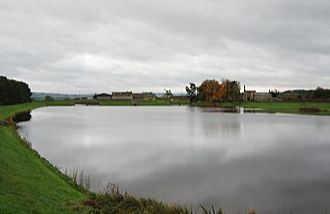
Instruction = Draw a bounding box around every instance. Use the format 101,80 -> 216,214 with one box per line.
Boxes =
112,91 -> 133,95
95,93 -> 111,97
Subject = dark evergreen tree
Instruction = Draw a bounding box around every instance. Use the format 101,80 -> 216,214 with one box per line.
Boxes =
0,76 -> 32,105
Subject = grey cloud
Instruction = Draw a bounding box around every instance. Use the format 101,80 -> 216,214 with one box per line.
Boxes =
0,0 -> 330,93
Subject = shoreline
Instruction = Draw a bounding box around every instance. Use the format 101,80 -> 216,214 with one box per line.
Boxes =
2,101 -> 330,213
1,100 -> 330,121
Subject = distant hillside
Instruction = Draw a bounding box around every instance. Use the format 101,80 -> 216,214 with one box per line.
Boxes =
32,92 -> 93,101
154,92 -> 186,97
33,92 -> 187,101
280,87 -> 330,101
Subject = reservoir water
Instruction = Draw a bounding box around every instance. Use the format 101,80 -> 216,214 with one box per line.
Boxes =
18,106 -> 330,213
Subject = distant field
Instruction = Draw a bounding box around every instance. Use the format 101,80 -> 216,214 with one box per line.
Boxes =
2,100 -> 330,121
221,102 -> 330,115
191,101 -> 330,115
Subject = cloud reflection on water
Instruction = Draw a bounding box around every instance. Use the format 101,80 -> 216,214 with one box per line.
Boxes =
18,106 -> 330,213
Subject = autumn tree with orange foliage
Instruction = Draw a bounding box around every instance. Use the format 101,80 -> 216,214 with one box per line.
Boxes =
197,79 -> 241,103
197,79 -> 222,102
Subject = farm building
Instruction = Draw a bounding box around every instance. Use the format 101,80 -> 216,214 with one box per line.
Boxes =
242,85 -> 272,102
255,92 -> 272,102
112,91 -> 133,100
242,90 -> 256,101
133,92 -> 156,100
93,93 -> 112,100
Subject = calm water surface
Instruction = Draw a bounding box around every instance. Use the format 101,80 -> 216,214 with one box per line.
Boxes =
18,106 -> 330,213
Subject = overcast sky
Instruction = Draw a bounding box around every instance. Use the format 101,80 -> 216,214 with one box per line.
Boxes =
1,0 -> 330,93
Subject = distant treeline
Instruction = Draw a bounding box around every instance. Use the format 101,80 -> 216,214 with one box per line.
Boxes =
280,87 -> 330,101
0,76 -> 31,105
32,92 -> 91,101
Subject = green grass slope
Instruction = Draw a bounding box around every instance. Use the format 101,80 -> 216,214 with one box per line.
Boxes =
0,126 -> 85,214
0,102 -> 75,120
0,99 -> 189,121
0,103 -> 44,120
237,102 -> 330,115
214,101 -> 330,115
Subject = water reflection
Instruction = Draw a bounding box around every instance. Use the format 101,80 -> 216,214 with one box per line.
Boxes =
13,111 -> 31,122
17,106 -> 330,213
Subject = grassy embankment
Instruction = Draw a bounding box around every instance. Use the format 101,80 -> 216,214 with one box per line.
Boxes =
192,101 -> 330,115
0,98 -> 189,120
0,102 -> 193,214
0,102 -> 87,213
0,101 -> 74,120
219,102 -> 330,115
0,125 -> 86,213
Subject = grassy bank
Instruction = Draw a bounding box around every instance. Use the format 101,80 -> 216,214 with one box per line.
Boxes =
0,126 -> 85,213
220,102 -> 330,115
0,98 -> 190,120
0,101 -> 74,120
192,101 -> 330,115
1,100 -> 330,121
